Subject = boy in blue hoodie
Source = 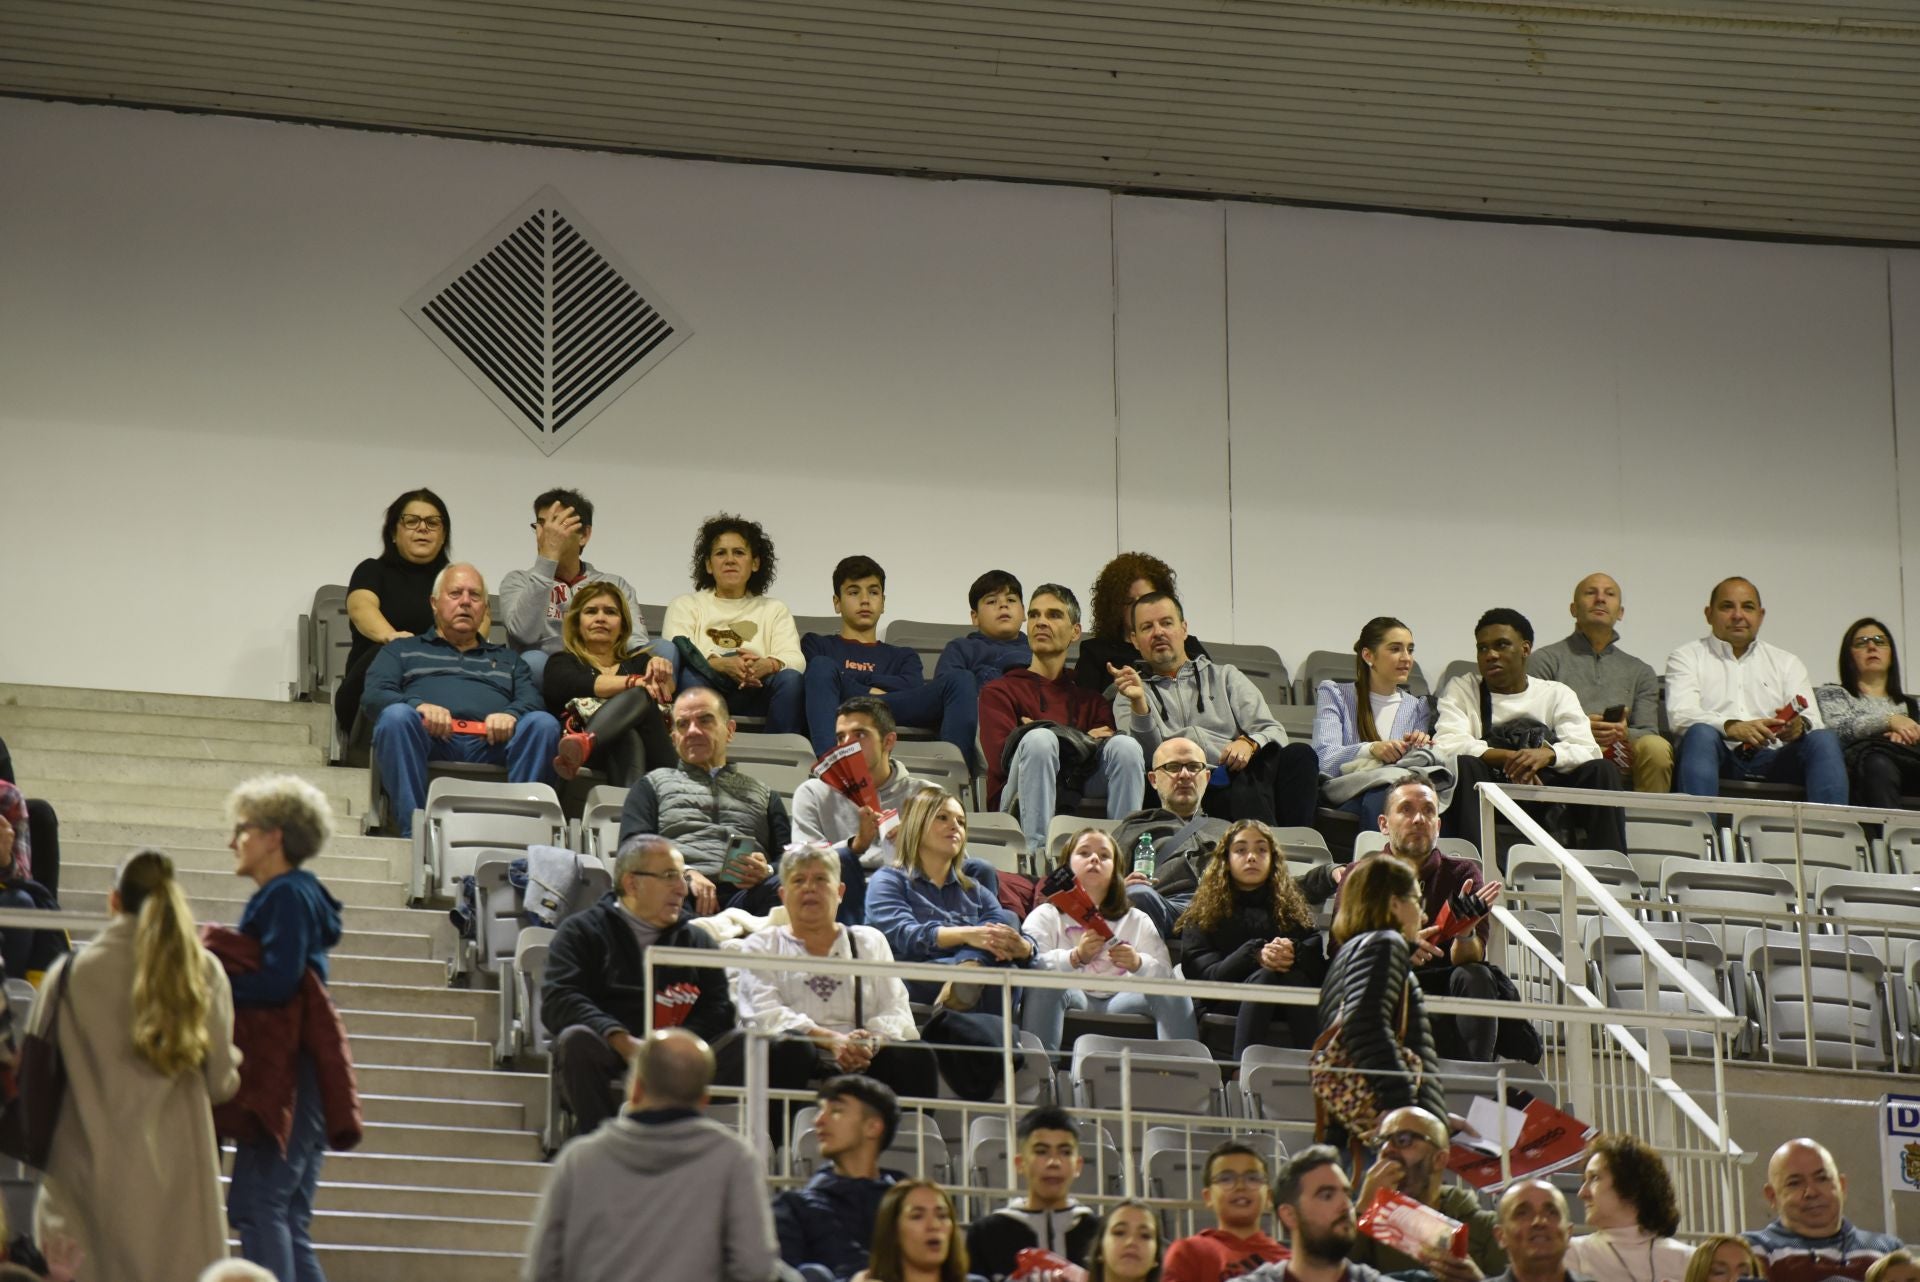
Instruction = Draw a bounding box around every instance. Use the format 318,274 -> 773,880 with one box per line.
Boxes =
936,569 -> 1032,709
801,556 -> 977,764
772,1075 -> 903,1282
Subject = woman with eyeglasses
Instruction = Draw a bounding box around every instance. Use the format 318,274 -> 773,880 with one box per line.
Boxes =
338,488 -> 453,735
1316,854 -> 1445,1150
218,775 -> 355,1282
853,1179 -> 985,1282
1176,819 -> 1326,1055
1313,617 -> 1438,831
1816,618 -> 1920,809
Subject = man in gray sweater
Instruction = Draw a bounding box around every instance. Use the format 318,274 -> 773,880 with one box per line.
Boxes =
1111,591 -> 1320,827
522,1028 -> 781,1282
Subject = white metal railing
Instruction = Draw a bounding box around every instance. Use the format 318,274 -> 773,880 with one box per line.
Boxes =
646,941 -> 1753,1233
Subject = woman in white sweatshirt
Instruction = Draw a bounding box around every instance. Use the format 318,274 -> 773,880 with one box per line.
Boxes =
1566,1134 -> 1694,1282
1017,828 -> 1197,1050
664,512 -> 807,735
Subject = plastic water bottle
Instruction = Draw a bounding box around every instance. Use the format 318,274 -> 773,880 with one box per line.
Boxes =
1133,832 -> 1157,881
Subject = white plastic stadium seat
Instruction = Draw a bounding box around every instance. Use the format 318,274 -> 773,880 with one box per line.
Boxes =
416,777 -> 565,903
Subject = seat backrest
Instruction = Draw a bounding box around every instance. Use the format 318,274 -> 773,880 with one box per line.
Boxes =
307,584 -> 352,700
1882,823 -> 1920,875
1813,869 -> 1920,942
1660,855 -> 1796,901
1207,645 -> 1291,710
1238,1044 -> 1314,1126
965,811 -> 1028,873
1070,1035 -> 1216,1117
884,619 -> 972,681
1743,927 -> 1891,1068
1290,650 -> 1351,705
1435,659 -> 1476,694
1506,846 -> 1641,900
791,615 -> 843,639
1737,816 -> 1868,873
1271,826 -> 1332,878
1581,917 -> 1725,1053
894,740 -> 975,802
728,733 -> 817,771
798,1107 -> 951,1181
577,784 -> 629,865
735,760 -> 810,804
425,779 -> 566,898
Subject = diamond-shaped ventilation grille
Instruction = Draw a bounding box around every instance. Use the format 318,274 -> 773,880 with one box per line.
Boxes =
405,187 -> 690,455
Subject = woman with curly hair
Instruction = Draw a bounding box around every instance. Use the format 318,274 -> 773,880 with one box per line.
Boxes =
1569,1134 -> 1692,1282
663,512 -> 806,735
1074,552 -> 1208,694
1176,819 -> 1326,1054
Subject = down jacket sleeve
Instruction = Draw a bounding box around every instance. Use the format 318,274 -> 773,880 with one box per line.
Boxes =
1319,928 -> 1445,1118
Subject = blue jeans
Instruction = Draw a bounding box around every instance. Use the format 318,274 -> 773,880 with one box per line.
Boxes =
682,665 -> 804,736
230,1055 -> 327,1282
1675,722 -> 1848,806
1018,985 -> 1198,1052
1338,787 -> 1389,833
803,661 -> 978,767
1003,729 -> 1147,854
371,703 -> 562,837
1125,883 -> 1194,940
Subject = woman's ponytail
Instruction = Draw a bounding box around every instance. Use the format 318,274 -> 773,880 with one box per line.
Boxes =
119,850 -> 211,1077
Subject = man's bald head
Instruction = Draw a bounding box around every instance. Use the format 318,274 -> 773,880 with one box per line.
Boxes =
1378,1105 -> 1448,1148
1375,1106 -> 1450,1201
1150,736 -> 1209,817
1496,1179 -> 1571,1274
625,1028 -> 716,1111
1765,1138 -> 1847,1237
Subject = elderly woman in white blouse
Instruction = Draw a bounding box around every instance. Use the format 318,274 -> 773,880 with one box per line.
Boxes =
727,843 -> 941,1107
1567,1134 -> 1692,1282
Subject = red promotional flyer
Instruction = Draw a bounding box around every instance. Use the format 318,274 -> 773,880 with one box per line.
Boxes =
1446,1096 -> 1595,1190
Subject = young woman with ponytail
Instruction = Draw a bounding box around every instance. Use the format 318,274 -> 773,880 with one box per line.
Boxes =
1310,617 -> 1437,830
220,774 -> 347,1282
30,849 -> 240,1282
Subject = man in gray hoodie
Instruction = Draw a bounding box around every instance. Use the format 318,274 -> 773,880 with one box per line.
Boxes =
1111,592 -> 1320,828
522,1028 -> 781,1282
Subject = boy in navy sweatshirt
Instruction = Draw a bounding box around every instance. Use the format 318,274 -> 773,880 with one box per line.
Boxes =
801,556 -> 977,763
936,569 -> 1032,696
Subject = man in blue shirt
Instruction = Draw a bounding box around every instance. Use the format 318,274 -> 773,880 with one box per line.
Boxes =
362,562 -> 561,836
801,555 -> 975,763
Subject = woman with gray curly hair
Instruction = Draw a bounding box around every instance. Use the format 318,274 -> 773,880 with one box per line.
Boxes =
221,774 -> 348,1282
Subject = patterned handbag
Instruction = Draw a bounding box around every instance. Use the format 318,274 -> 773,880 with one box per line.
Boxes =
1309,979 -> 1421,1150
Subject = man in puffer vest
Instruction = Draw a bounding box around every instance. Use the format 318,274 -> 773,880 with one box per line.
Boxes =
619,687 -> 792,918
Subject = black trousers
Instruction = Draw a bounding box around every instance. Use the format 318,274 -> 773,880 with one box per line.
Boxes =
580,690 -> 675,788
553,1024 -> 744,1135
1197,741 -> 1321,828
1848,741 -> 1920,810
1230,968 -> 1323,1059
1411,960 -> 1504,1061
1448,755 -> 1625,865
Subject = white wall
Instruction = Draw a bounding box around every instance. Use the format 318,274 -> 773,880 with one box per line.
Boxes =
2,97 -> 1914,700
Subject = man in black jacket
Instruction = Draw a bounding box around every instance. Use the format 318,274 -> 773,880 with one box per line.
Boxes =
543,833 -> 739,1135
965,1105 -> 1100,1282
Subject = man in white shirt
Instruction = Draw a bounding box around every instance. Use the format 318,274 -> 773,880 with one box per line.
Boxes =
726,842 -> 939,1104
1434,609 -> 1626,860
1665,577 -> 1847,805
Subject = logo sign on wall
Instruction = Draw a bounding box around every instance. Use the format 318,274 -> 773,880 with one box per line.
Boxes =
1881,1093 -> 1920,1230
404,187 -> 692,456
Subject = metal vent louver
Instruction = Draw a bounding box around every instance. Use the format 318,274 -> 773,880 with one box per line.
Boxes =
405,186 -> 690,455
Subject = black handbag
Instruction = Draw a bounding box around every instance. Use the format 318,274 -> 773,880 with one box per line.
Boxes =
0,957 -> 72,1170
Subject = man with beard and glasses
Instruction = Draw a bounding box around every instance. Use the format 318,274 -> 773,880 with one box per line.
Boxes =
1350,1107 -> 1505,1279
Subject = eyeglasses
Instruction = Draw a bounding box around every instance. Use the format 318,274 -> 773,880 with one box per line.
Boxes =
397,515 -> 444,531
1382,1129 -> 1436,1150
1851,635 -> 1892,650
1209,1171 -> 1268,1190
1154,762 -> 1209,777
630,869 -> 689,884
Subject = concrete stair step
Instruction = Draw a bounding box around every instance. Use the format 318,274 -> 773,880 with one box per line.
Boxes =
32,779 -> 254,813
313,1243 -> 520,1282
358,1091 -> 523,1130
342,1009 -> 480,1042
63,839 -> 393,882
34,798 -> 285,829
309,1179 -> 540,1221
353,1064 -> 547,1118
330,949 -> 447,979
19,746 -> 364,801
316,1149 -> 553,1193
349,1033 -> 494,1071
0,704 -> 319,746
0,724 -> 325,767
0,682 -> 327,726
307,1207 -> 531,1253
358,1120 -> 544,1162
64,863 -> 408,910
331,981 -> 499,1023
62,821 -> 405,859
